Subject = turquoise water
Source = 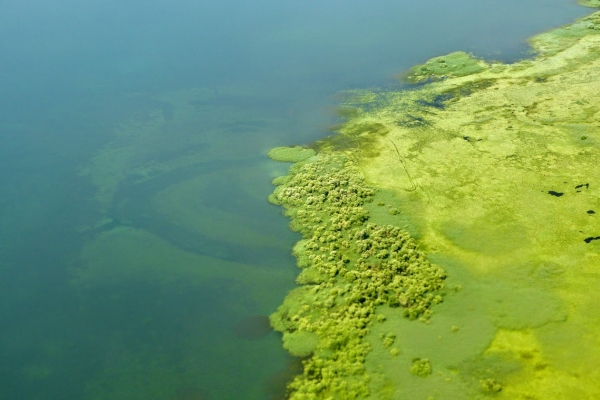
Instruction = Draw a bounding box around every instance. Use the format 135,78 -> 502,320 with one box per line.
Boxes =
0,1 -> 590,399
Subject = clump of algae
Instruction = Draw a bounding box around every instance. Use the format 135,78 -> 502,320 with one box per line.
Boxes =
409,358 -> 432,377
269,154 -> 446,399
403,51 -> 488,83
268,146 -> 316,163
480,378 -> 502,393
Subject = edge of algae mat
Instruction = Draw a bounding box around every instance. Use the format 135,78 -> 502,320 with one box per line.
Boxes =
269,9 -> 600,400
269,10 -> 600,400
269,153 -> 446,399
579,0 -> 600,8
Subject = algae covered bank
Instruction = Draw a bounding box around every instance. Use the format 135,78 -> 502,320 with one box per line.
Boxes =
267,8 -> 600,400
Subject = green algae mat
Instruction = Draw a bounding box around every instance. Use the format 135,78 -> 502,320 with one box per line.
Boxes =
269,10 -> 600,400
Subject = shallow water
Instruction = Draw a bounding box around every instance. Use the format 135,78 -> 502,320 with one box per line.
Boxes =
0,1 -> 592,399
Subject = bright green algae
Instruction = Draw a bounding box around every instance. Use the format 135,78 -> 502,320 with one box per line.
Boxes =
269,154 -> 446,399
271,9 -> 600,400
268,146 -> 317,163
403,52 -> 488,83
579,0 -> 600,8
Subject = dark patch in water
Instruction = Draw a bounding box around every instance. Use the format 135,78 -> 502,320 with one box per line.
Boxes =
548,191 -> 564,197
584,236 -> 600,244
233,315 -> 272,340
396,114 -> 431,127
176,387 -> 209,400
262,357 -> 304,400
587,210 -> 595,215
416,93 -> 453,109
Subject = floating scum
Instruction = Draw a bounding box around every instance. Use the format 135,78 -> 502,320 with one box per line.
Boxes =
268,9 -> 600,400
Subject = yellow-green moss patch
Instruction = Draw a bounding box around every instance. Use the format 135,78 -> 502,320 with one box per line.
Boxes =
409,358 -> 432,377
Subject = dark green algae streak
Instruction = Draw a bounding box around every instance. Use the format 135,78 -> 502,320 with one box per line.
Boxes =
268,153 -> 446,399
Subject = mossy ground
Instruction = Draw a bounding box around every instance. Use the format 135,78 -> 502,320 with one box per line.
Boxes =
271,10 -> 600,400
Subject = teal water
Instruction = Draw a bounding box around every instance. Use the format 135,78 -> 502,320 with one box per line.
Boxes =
0,1 -> 591,399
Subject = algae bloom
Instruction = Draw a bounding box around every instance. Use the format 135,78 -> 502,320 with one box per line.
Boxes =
269,8 -> 600,400
269,154 -> 445,398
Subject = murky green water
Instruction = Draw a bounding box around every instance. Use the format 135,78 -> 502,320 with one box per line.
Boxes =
0,1 -> 591,399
